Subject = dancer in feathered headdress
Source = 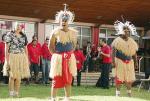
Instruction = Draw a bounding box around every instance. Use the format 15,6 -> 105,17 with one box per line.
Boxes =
49,4 -> 78,101
112,19 -> 138,97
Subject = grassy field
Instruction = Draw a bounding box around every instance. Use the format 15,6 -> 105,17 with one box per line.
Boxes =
0,84 -> 150,101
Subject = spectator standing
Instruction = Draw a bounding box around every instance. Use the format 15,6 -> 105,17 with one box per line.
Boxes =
73,43 -> 85,86
84,41 -> 93,72
27,35 -> 41,83
0,35 -> 9,84
96,39 -> 112,89
41,37 -> 52,84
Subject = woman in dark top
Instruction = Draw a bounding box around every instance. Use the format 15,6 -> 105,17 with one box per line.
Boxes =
3,22 -> 30,97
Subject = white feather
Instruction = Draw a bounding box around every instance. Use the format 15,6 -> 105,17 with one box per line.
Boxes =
114,20 -> 139,37
55,10 -> 75,24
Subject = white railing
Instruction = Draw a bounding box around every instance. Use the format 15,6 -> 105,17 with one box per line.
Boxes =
138,56 -> 150,75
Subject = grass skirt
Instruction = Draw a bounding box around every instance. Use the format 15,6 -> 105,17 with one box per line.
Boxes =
114,58 -> 135,82
49,53 -> 77,78
3,53 -> 30,79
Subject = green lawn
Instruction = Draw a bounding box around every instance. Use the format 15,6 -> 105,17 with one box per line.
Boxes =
0,84 -> 150,101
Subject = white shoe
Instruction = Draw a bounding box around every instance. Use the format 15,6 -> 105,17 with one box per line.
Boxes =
9,91 -> 14,97
116,94 -> 120,97
63,97 -> 70,101
14,91 -> 19,97
116,90 -> 120,97
49,98 -> 56,101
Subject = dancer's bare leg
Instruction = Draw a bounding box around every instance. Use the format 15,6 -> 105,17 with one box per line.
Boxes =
14,77 -> 21,97
116,83 -> 121,96
125,82 -> 132,97
50,86 -> 58,101
9,77 -> 15,97
64,84 -> 71,101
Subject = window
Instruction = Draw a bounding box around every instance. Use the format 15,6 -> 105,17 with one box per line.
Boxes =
45,24 -> 54,39
44,24 -> 92,48
99,28 -> 107,38
0,20 -> 35,43
73,26 -> 91,48
53,24 -> 59,29
0,20 -> 12,35
24,22 -> 35,43
81,27 -> 91,47
74,27 -> 81,44
99,28 -> 117,45
107,29 -> 116,36
82,36 -> 91,46
100,28 -> 106,34
82,27 -> 91,37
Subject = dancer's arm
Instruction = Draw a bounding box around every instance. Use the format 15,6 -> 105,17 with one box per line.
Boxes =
49,34 -> 56,54
133,53 -> 138,70
112,47 -> 116,68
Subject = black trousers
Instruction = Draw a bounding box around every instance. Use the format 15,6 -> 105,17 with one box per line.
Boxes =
0,63 -> 9,84
72,70 -> 82,86
77,70 -> 82,86
145,73 -> 150,79
96,63 -> 111,88
83,56 -> 93,72
0,63 -> 4,81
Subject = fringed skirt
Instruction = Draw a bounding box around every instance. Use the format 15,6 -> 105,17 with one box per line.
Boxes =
3,53 -> 30,79
49,52 -> 77,88
114,58 -> 135,84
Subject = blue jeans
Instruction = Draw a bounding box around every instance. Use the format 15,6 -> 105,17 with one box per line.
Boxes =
30,63 -> 39,82
42,58 -> 50,83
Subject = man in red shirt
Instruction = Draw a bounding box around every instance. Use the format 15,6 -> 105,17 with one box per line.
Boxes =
0,35 -> 5,83
96,39 -> 112,89
73,43 -> 85,86
41,37 -> 52,84
27,35 -> 41,83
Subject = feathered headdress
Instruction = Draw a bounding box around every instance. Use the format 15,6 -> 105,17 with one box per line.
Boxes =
114,19 -> 139,37
55,4 -> 75,24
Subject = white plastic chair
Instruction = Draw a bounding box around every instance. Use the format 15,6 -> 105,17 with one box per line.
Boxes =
138,77 -> 150,92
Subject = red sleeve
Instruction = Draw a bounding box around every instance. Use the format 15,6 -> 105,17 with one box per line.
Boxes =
38,43 -> 42,56
104,46 -> 110,54
80,51 -> 86,64
41,44 -> 45,57
0,44 -> 2,53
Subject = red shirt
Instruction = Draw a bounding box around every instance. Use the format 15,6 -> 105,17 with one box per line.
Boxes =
74,50 -> 85,70
0,42 -> 5,63
27,42 -> 41,64
41,43 -> 52,60
101,45 -> 112,63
